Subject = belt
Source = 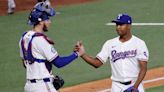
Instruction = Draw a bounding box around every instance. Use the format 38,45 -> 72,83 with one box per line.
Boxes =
119,81 -> 132,85
29,78 -> 50,83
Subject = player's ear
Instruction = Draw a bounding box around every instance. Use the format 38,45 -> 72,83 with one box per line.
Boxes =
127,24 -> 131,30
39,21 -> 44,25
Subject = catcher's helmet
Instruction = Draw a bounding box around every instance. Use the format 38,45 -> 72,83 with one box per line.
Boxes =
28,2 -> 55,25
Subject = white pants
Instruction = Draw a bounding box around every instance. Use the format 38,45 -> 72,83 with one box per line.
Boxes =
8,0 -> 16,13
24,80 -> 58,92
111,81 -> 145,92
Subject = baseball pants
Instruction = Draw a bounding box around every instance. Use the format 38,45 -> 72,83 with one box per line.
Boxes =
111,80 -> 145,92
8,0 -> 16,13
24,79 -> 57,92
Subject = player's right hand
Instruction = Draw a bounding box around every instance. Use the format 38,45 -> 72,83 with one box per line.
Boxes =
74,41 -> 85,57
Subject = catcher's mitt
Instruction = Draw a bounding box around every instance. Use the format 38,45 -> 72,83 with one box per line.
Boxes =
53,75 -> 64,90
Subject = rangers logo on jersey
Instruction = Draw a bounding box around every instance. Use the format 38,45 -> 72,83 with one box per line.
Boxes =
111,49 -> 137,62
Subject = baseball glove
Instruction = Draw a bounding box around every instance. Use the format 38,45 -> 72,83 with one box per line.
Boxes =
124,86 -> 139,92
53,75 -> 64,90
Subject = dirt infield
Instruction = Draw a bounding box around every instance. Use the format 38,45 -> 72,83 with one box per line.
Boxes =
0,0 -> 96,15
60,67 -> 164,92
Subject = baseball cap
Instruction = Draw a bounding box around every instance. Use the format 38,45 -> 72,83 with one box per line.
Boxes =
28,2 -> 55,25
112,14 -> 132,24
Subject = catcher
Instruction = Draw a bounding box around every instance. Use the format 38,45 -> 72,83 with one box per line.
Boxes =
19,2 -> 82,92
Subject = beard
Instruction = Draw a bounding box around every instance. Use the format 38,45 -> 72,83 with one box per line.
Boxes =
43,24 -> 48,32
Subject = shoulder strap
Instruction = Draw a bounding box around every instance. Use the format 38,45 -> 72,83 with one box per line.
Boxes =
35,33 -> 54,45
21,32 -> 28,60
27,33 -> 47,63
21,32 -> 47,63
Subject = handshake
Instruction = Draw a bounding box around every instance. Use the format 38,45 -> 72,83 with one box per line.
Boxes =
74,41 -> 85,57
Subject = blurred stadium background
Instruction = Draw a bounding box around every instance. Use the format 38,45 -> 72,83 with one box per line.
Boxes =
0,0 -> 164,92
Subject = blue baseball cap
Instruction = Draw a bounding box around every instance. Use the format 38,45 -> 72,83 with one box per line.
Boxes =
112,14 -> 132,24
28,2 -> 55,25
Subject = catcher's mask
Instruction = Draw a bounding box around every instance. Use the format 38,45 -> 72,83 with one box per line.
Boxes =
28,2 -> 55,25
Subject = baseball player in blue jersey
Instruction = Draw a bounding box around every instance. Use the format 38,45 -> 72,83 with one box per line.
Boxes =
19,2 -> 83,92
75,14 -> 149,92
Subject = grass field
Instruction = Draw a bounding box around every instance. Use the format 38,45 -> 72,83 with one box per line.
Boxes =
0,0 -> 164,91
146,86 -> 164,92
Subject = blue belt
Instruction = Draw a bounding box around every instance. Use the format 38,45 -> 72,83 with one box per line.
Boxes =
29,78 -> 50,83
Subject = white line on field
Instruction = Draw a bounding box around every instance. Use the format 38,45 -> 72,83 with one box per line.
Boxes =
98,76 -> 164,92
143,77 -> 164,83
105,23 -> 164,26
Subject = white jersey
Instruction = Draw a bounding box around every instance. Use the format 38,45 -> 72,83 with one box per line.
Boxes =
19,30 -> 58,80
8,0 -> 16,13
96,35 -> 149,82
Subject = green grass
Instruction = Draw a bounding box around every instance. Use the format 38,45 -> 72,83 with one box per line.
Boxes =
0,0 -> 164,91
146,85 -> 164,92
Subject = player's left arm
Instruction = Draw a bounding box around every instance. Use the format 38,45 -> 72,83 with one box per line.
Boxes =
133,60 -> 147,90
133,41 -> 149,91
